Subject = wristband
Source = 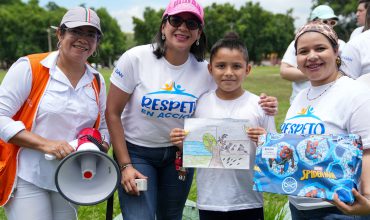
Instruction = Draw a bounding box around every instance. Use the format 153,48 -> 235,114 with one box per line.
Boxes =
119,163 -> 132,171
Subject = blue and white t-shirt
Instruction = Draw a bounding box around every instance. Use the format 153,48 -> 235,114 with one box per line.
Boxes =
282,76 -> 370,210
111,44 -> 214,147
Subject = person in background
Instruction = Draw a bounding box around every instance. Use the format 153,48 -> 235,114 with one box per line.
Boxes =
170,32 -> 275,220
282,20 -> 370,219
352,5 -> 370,86
0,7 -> 109,220
341,3 -> 370,79
349,0 -> 370,40
105,0 -> 278,219
280,5 -> 345,104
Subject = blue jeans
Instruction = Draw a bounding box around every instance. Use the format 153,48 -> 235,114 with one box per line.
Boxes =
118,142 -> 194,220
289,202 -> 370,220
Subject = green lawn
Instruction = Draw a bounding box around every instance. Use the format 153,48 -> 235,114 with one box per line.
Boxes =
0,66 -> 291,220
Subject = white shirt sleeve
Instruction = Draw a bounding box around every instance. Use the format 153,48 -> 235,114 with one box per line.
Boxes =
258,109 -> 276,133
340,42 -> 362,79
0,58 -> 32,141
254,93 -> 277,133
349,26 -> 364,41
349,98 -> 370,149
281,41 -> 297,67
110,51 -> 138,94
357,74 -> 370,87
338,39 -> 346,55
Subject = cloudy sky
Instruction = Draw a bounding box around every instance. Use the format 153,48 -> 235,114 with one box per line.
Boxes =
36,0 -> 313,32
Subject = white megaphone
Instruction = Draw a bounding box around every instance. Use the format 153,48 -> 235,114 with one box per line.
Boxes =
45,128 -> 120,205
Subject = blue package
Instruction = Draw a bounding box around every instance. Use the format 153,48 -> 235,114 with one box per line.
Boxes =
253,133 -> 363,203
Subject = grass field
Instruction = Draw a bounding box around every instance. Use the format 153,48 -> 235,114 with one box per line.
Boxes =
0,66 -> 291,220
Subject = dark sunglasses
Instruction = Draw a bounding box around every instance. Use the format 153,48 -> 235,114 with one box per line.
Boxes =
167,15 -> 201,30
322,19 -> 337,26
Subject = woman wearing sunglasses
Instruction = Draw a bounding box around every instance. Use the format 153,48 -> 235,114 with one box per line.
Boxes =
106,0 -> 277,219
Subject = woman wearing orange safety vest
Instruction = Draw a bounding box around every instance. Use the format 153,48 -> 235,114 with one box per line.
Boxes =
0,7 -> 109,220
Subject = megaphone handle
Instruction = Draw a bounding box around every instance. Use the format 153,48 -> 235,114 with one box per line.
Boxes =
86,135 -> 106,152
45,153 -> 56,160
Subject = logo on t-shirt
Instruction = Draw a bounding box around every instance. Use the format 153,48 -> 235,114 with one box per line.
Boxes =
280,106 -> 325,135
341,56 -> 352,62
141,81 -> 197,119
114,68 -> 124,78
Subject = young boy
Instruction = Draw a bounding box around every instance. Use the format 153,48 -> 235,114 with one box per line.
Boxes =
170,32 -> 275,220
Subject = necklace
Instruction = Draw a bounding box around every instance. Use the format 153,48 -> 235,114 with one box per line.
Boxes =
306,73 -> 342,101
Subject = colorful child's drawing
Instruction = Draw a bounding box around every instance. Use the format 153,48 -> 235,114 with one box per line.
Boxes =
183,118 -> 252,169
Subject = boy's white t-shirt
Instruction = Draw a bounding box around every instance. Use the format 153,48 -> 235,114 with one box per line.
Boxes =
282,40 -> 346,104
341,29 -> 370,79
110,44 -> 214,147
281,76 -> 370,210
194,90 -> 276,212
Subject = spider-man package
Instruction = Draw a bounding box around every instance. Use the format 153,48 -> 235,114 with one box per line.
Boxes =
253,133 -> 363,203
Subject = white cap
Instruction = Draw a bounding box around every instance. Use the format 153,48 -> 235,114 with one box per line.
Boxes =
310,5 -> 338,21
60,7 -> 102,34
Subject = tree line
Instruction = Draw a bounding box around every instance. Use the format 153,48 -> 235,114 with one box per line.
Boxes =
0,0 -> 127,68
0,0 -> 359,68
133,2 -> 295,63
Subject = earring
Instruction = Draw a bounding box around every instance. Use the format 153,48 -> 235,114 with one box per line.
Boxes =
162,34 -> 166,41
92,50 -> 98,58
336,56 -> 341,67
57,41 -> 61,49
196,39 -> 200,46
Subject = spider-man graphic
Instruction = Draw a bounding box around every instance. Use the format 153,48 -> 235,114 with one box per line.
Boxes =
269,145 -> 295,174
305,140 -> 322,160
305,188 -> 326,198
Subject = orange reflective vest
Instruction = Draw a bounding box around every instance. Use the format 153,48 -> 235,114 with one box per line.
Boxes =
0,52 -> 101,206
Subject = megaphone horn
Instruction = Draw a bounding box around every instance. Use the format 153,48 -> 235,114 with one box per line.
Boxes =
54,128 -> 120,206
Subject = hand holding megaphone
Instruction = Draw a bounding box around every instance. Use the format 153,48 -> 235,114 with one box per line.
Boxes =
45,128 -> 105,160
44,139 -> 77,160
51,128 -> 120,205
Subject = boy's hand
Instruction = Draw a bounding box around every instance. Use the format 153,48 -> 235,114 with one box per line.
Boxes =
259,93 -> 278,116
170,128 -> 188,151
247,127 -> 266,144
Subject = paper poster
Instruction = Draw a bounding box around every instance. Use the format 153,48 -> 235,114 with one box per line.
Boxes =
183,118 -> 252,169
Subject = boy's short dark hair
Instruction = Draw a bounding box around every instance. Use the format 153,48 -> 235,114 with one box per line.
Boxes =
209,32 -> 249,64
